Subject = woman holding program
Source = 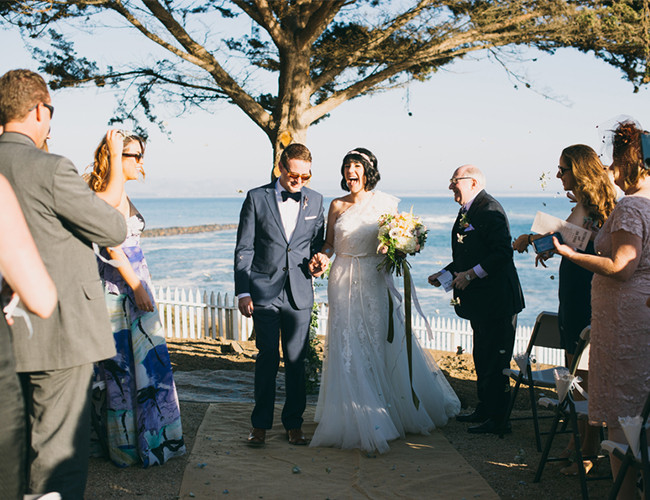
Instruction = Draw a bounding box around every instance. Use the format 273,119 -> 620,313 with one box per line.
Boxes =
87,129 -> 185,467
513,144 -> 617,474
310,148 -> 460,454
553,119 -> 650,498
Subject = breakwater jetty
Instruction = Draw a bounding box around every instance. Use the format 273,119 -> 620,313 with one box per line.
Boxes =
142,223 -> 238,238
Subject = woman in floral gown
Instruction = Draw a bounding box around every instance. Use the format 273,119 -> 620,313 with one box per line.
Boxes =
87,130 -> 185,467
311,148 -> 460,454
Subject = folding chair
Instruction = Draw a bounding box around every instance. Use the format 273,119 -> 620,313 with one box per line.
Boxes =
533,327 -> 608,500
601,389 -> 650,500
502,311 -> 563,451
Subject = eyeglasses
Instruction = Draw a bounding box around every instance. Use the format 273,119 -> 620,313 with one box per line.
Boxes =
41,103 -> 54,119
283,165 -> 311,181
557,165 -> 571,176
449,176 -> 473,185
30,102 -> 54,119
122,152 -> 144,162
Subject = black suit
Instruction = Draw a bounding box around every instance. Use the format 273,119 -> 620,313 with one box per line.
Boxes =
445,189 -> 524,419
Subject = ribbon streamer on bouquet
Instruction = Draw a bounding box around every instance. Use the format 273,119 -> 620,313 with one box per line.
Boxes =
93,243 -> 124,268
385,262 -> 435,410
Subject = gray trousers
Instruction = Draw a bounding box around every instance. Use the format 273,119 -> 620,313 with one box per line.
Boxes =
20,363 -> 93,500
0,314 -> 25,500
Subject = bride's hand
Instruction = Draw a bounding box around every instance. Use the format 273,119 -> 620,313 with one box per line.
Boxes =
309,252 -> 329,277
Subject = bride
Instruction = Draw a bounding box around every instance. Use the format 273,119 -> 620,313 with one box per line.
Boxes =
310,148 -> 460,454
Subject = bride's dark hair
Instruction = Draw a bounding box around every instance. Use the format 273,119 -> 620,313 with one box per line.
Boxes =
340,147 -> 380,191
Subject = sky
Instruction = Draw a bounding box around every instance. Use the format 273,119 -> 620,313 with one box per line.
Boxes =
2,18 -> 650,198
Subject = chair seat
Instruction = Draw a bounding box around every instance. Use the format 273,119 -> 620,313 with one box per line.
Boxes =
538,397 -> 589,417
504,368 -> 557,387
601,440 -> 650,461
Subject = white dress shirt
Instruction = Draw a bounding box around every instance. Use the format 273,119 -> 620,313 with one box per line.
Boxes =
275,180 -> 301,241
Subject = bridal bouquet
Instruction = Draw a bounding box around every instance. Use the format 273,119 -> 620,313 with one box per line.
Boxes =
376,210 -> 428,410
376,211 -> 428,276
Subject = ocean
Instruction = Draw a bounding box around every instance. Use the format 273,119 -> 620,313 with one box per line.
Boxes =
136,194 -> 570,328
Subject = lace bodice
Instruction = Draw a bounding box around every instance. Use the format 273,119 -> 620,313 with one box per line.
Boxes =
333,191 -> 398,257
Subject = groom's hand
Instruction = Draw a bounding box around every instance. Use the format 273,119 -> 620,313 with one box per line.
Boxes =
309,252 -> 329,277
238,296 -> 254,317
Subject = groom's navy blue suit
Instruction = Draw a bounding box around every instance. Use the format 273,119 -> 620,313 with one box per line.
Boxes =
235,182 -> 324,430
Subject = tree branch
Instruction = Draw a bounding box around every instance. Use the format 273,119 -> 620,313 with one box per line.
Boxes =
108,0 -> 274,131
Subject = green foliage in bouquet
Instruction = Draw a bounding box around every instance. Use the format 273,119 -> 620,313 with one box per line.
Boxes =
376,211 -> 428,276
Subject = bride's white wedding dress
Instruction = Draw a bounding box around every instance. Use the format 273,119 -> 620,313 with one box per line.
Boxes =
311,191 -> 460,454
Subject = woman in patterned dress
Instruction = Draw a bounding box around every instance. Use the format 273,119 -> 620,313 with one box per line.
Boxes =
86,130 -> 185,467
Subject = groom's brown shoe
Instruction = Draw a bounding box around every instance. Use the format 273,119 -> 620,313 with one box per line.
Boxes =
247,428 -> 266,446
286,428 -> 308,446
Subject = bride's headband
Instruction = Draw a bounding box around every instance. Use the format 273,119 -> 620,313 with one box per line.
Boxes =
346,150 -> 373,166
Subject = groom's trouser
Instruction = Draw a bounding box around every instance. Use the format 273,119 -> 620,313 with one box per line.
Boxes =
251,285 -> 312,430
470,314 -> 517,420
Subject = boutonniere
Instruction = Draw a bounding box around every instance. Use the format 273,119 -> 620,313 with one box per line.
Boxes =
458,212 -> 470,229
302,196 -> 309,210
456,233 -> 466,244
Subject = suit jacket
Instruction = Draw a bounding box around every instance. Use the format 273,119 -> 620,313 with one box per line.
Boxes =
445,189 -> 524,321
234,182 -> 325,310
0,132 -> 127,372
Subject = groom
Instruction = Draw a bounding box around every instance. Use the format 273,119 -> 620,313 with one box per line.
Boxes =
235,143 -> 327,446
429,165 -> 524,434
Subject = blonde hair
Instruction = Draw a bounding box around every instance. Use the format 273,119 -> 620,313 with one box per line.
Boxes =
561,144 -> 617,227
86,133 -> 145,192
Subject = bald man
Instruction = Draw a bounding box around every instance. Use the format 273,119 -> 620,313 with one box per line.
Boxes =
429,165 -> 524,434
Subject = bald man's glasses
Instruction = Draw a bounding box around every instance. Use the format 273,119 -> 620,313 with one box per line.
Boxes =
449,176 -> 473,185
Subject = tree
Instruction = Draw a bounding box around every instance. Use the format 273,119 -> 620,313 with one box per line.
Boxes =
2,0 -> 649,176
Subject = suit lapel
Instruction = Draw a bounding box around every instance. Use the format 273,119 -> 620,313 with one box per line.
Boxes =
263,186 -> 288,243
466,189 -> 486,221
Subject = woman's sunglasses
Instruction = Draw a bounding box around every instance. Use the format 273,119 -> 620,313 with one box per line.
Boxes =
122,152 -> 144,162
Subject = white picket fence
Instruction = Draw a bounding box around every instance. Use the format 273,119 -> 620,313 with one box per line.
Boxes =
154,286 -> 564,365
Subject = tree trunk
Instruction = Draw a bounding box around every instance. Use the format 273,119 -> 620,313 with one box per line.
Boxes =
270,46 -> 312,180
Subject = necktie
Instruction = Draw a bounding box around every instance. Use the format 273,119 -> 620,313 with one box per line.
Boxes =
281,191 -> 301,202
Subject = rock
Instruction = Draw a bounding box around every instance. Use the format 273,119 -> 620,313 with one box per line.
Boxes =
220,340 -> 244,354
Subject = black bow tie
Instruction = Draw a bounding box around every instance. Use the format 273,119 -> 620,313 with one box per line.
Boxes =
281,191 -> 301,202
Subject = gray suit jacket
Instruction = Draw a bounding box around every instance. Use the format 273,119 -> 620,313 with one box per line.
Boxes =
234,183 -> 325,310
0,132 -> 127,372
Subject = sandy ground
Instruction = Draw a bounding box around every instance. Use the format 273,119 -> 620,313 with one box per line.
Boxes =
84,338 -> 613,499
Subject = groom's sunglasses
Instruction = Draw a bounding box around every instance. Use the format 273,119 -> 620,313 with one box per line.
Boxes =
282,164 -> 312,181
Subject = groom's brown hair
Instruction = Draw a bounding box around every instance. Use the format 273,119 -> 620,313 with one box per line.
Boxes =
280,143 -> 312,169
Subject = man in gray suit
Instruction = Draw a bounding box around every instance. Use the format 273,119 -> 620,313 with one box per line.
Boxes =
235,143 -> 327,446
0,69 -> 127,499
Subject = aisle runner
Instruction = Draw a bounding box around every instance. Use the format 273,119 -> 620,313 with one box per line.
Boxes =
180,403 -> 497,499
